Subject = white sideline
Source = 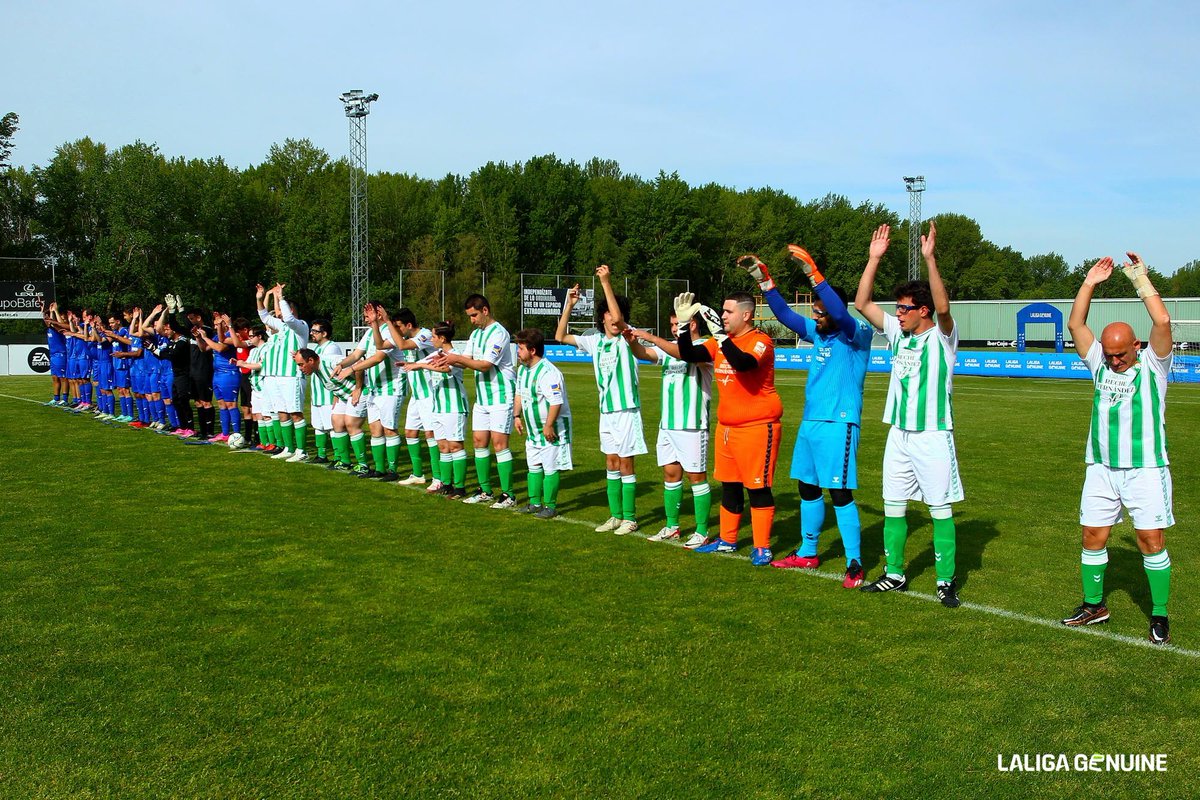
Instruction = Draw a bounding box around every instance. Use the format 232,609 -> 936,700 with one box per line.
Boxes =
13,389 -> 1197,659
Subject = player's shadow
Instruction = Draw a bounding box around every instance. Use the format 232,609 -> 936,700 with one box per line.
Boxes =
555,468 -> 608,515
904,515 -> 1000,590
764,501 -> 882,570
1104,545 -> 1154,617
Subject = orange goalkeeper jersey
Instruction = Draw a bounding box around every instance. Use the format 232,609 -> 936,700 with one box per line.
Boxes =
705,328 -> 783,427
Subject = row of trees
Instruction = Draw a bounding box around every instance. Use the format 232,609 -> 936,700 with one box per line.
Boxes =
3,121 -> 1198,337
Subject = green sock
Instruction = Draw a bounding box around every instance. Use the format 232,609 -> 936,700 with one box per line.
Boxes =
474,449 -> 493,493
691,482 -> 711,535
930,506 -> 956,583
428,441 -> 441,481
528,468 -> 544,507
606,471 -> 622,518
272,418 -> 283,448
495,449 -> 514,493
663,481 -> 684,527
260,420 -> 274,447
293,420 -> 307,452
621,475 -> 636,521
452,452 -> 467,488
350,433 -> 367,465
315,431 -> 329,458
385,436 -> 401,473
280,420 -> 294,451
407,439 -> 424,478
543,471 -> 560,508
883,503 -> 908,577
371,437 -> 387,472
1143,550 -> 1170,616
1081,548 -> 1108,605
332,433 -> 351,465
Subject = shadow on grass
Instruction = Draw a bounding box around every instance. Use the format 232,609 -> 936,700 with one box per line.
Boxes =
905,515 -> 1001,590
1106,544 -> 1155,619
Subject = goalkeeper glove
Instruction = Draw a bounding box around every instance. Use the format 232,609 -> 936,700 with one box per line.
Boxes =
699,305 -> 726,345
787,244 -> 824,285
1120,255 -> 1159,299
737,254 -> 774,292
164,294 -> 176,314
674,291 -> 702,330
174,294 -> 186,314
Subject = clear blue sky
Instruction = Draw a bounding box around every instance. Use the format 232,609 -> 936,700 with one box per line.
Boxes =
10,1 -> 1200,272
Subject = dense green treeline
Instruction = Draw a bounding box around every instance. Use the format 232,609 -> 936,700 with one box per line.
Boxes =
3,130 -> 1199,336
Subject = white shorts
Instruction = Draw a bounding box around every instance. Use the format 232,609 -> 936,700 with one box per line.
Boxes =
1080,463 -> 1175,530
657,428 -> 708,473
882,427 -> 964,505
472,403 -> 514,435
333,396 -> 368,419
251,388 -> 268,416
367,392 -> 402,431
405,394 -> 436,432
599,408 -> 648,458
432,411 -> 467,443
310,403 -> 334,431
526,440 -> 574,473
268,376 -> 306,414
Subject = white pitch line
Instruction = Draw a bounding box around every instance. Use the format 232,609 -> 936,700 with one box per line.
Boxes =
0,392 -> 50,405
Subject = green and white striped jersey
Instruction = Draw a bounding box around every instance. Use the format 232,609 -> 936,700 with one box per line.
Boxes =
1084,341 -> 1171,468
650,344 -> 712,431
424,349 -> 468,414
247,345 -> 266,392
517,358 -> 572,447
466,321 -> 516,406
355,327 -> 406,397
880,315 -> 957,432
573,332 -> 641,413
262,323 -> 305,378
313,354 -> 357,403
309,340 -> 344,406
400,327 -> 438,400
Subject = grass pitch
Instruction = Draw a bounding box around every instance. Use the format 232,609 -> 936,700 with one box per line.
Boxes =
1,366 -> 1197,799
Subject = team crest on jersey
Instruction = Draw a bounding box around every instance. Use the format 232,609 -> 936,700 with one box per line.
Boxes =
753,341 -> 767,356
490,343 -> 503,356
892,348 -> 922,380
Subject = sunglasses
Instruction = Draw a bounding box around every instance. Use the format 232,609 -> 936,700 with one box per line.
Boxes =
896,303 -> 921,314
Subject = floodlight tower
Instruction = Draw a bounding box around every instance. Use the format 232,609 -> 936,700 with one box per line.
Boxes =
903,176 -> 925,281
340,89 -> 379,328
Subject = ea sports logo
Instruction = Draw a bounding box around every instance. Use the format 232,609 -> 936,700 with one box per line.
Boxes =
28,346 -> 51,373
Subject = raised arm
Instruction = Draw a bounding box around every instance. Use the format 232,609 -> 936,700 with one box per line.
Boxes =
855,225 -> 890,330
673,292 -> 710,363
555,284 -> 581,347
1068,257 -> 1113,357
1121,252 -> 1172,358
596,264 -> 623,330
922,221 -> 953,335
621,328 -> 659,363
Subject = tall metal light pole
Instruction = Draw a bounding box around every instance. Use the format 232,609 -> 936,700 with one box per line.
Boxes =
340,90 -> 379,329
903,176 -> 925,281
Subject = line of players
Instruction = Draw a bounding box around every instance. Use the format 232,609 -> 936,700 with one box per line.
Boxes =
39,223 -> 1177,643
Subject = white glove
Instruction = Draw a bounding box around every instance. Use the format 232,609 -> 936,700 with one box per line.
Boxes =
174,294 -> 186,313
737,254 -> 774,292
698,305 -> 726,344
165,294 -> 176,313
1120,255 -> 1159,299
674,292 -> 701,327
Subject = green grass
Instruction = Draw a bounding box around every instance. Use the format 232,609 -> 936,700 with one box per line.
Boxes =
1,368 -> 1198,799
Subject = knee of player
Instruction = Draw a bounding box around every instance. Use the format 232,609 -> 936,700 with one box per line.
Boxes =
747,487 -> 774,508
828,488 -> 855,507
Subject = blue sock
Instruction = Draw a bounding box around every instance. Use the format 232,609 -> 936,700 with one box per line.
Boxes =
834,500 -> 862,564
219,407 -> 231,435
166,404 -> 179,428
81,383 -> 91,403
230,413 -> 241,433
122,397 -> 131,417
138,399 -> 147,420
153,399 -> 165,423
799,497 -> 826,558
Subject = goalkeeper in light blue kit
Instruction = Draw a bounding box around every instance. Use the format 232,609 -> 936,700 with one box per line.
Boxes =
740,246 -> 873,588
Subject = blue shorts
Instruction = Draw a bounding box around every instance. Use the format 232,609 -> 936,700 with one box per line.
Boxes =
213,371 -> 240,403
132,372 -> 149,395
50,353 -> 67,378
94,362 -> 114,390
68,358 -> 89,380
158,371 -> 174,399
789,420 -> 859,490
112,367 -> 130,389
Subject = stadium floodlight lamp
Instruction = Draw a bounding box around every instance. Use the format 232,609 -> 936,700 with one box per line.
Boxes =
340,90 -> 378,119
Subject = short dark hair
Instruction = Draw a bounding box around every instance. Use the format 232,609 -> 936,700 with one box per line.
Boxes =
725,291 -> 755,312
893,280 -> 934,313
233,317 -> 251,332
596,293 -> 632,326
514,327 -> 545,357
395,308 -> 417,327
296,347 -> 318,362
463,294 -> 490,313
250,326 -> 267,339
310,318 -> 332,336
433,320 -> 455,340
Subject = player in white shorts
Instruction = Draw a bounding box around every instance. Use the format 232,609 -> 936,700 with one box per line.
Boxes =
293,348 -> 370,472
405,321 -> 470,499
623,314 -> 714,545
234,327 -> 276,452
256,283 -> 311,462
512,328 -> 573,519
556,265 -> 647,535
334,302 -> 406,479
305,319 -> 343,464
368,307 -> 441,488
439,294 -> 519,507
855,222 -> 965,608
1061,253 -> 1175,645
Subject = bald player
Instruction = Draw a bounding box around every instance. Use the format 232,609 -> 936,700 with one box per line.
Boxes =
1061,254 -> 1175,645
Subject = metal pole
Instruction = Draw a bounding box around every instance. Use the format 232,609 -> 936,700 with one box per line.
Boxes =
904,176 -> 925,282
339,90 -> 378,329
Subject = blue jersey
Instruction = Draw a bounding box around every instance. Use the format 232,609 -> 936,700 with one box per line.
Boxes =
82,326 -> 96,360
766,284 -> 872,425
211,331 -> 240,373
66,333 -> 84,360
139,336 -> 160,371
112,327 -> 131,370
95,335 -> 113,364
47,326 -> 67,355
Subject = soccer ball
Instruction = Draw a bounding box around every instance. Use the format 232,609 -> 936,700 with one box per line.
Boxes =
227,433 -> 246,449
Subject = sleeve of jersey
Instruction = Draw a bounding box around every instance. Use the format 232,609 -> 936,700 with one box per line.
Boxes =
483,332 -> 507,365
542,370 -> 564,406
720,337 -> 760,372
852,321 -> 875,350
259,309 -> 284,332
880,313 -> 901,343
1143,345 -> 1174,377
937,319 -> 959,354
812,281 -> 858,340
764,288 -> 815,340
573,333 -> 597,356
1083,339 -> 1104,377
